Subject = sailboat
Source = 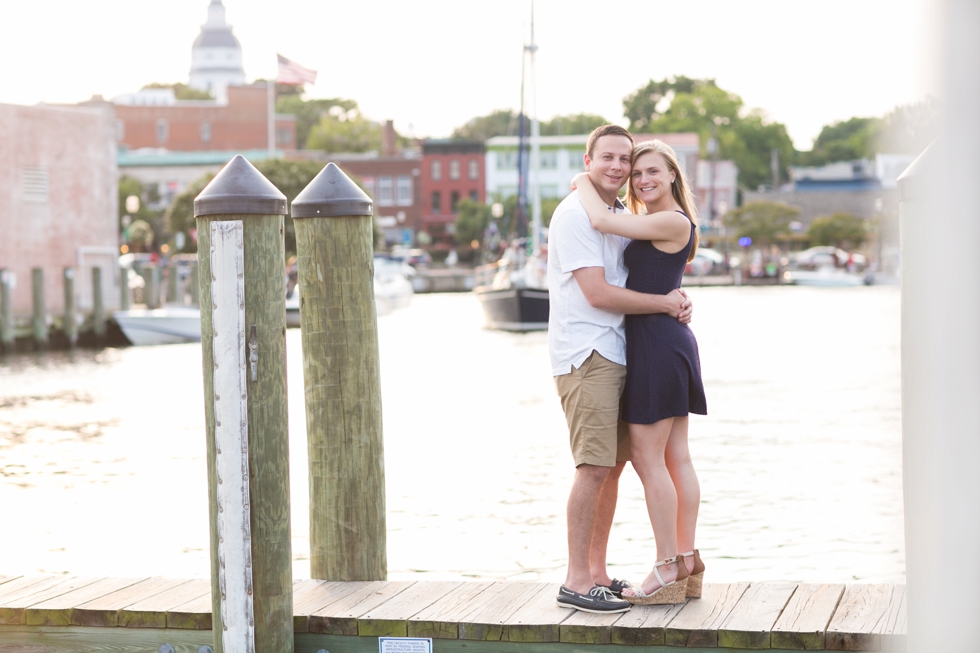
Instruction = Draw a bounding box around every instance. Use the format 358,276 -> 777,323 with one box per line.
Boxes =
475,5 -> 550,331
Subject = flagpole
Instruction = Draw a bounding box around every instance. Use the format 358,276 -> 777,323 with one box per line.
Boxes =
267,77 -> 276,158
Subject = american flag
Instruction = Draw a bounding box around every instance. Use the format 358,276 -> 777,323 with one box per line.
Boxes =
276,54 -> 317,85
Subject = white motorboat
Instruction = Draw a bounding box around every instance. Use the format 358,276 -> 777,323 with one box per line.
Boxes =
113,307 -> 202,346
784,267 -> 871,287
285,260 -> 414,326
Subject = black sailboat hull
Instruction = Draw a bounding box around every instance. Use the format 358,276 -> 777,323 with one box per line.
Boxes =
475,287 -> 549,331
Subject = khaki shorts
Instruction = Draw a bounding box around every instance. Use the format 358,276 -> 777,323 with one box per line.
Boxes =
554,350 -> 629,467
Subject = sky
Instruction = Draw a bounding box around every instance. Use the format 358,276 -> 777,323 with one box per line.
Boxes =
0,0 -> 936,150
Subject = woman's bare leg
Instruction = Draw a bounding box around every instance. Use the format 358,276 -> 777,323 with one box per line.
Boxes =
628,418 -> 680,593
664,416 -> 700,573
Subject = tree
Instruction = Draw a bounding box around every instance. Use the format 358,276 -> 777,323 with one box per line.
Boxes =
166,159 -> 376,256
275,95 -> 359,150
452,109 -> 521,141
454,195 -> 563,250
142,82 -> 213,101
452,110 -> 612,141
306,108 -> 384,153
798,117 -> 882,166
119,175 -> 165,251
807,213 -> 867,248
622,77 -> 795,189
541,114 -> 609,136
724,201 -> 798,245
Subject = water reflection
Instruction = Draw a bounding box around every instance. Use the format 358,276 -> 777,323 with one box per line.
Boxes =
0,287 -> 903,583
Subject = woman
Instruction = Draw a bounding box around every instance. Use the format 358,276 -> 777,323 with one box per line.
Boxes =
571,140 -> 707,605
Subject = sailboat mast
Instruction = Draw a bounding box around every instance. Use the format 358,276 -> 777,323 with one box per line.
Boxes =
527,1 -> 541,254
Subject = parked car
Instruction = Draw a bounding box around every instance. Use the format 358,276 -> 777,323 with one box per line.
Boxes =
791,246 -> 866,271
685,247 -> 725,275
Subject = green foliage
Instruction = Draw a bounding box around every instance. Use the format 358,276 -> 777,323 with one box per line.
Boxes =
807,213 -> 867,248
452,109 -> 521,141
724,201 -> 799,245
275,95 -> 359,150
166,159 -> 376,256
119,175 -> 165,251
453,198 -> 492,247
306,108 -> 384,153
622,76 -> 794,189
142,82 -> 213,101
541,114 -> 609,136
622,76 -> 701,132
454,195 -> 563,248
799,117 -> 882,166
166,174 -> 214,252
451,110 -> 612,141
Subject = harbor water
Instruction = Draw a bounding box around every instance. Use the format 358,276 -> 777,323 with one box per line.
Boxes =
0,286 -> 903,584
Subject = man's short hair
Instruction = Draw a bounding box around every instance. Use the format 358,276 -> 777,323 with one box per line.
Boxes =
586,125 -> 634,158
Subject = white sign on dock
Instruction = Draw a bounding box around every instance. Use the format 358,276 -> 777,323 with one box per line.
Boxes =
378,637 -> 432,653
210,220 -> 256,653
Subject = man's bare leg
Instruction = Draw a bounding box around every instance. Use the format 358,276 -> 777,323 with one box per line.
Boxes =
564,463 -> 612,594
589,461 -> 626,586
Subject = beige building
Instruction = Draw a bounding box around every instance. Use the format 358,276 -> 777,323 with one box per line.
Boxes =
0,102 -> 119,318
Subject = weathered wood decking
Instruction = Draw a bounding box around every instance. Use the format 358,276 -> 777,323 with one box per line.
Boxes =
0,575 -> 907,652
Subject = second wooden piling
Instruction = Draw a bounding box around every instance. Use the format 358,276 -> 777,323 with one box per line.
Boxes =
292,162 -> 387,581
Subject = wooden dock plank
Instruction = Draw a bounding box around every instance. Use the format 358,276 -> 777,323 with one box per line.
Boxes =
771,583 -> 845,650
407,581 -> 496,639
26,577 -> 144,626
358,581 -> 464,637
0,576 -> 21,589
0,577 -> 103,625
610,601 -> 687,647
118,578 -> 209,629
292,580 -> 364,633
308,581 -> 414,636
666,582 -> 750,647
826,584 -> 894,651
879,585 -> 907,653
0,576 -> 67,603
167,590 -> 214,630
559,603 -> 628,645
502,582 -> 571,643
458,582 -> 550,641
718,582 -> 799,649
69,577 -> 189,627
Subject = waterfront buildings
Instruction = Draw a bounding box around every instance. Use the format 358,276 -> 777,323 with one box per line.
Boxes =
420,140 -> 485,250
0,102 -> 120,315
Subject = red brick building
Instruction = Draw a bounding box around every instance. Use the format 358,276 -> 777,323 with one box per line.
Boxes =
111,84 -> 295,152
420,140 -> 485,249
289,149 -> 424,247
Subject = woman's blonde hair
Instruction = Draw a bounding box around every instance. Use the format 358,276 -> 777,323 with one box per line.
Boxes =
625,139 -> 701,262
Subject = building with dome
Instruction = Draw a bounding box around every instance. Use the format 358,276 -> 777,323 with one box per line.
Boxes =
188,0 -> 245,104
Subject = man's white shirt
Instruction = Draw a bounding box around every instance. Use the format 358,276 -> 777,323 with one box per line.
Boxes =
547,190 -> 629,376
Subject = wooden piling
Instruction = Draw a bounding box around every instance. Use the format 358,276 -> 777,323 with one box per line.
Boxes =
145,265 -> 161,309
63,268 -> 77,347
166,261 -> 179,304
189,262 -> 200,306
194,154 -> 293,653
292,162 -> 387,581
0,269 -> 13,352
31,268 -> 48,348
119,266 -> 131,311
92,266 -> 106,341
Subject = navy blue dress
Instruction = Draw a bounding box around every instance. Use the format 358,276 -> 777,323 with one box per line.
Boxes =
622,215 -> 707,424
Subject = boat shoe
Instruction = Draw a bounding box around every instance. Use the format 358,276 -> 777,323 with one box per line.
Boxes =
556,585 -> 631,613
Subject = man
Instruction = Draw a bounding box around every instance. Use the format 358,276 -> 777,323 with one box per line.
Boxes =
548,125 -> 693,613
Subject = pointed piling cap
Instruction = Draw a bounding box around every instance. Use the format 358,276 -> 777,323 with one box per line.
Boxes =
897,140 -> 936,203
194,155 -> 287,217
291,162 -> 373,218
